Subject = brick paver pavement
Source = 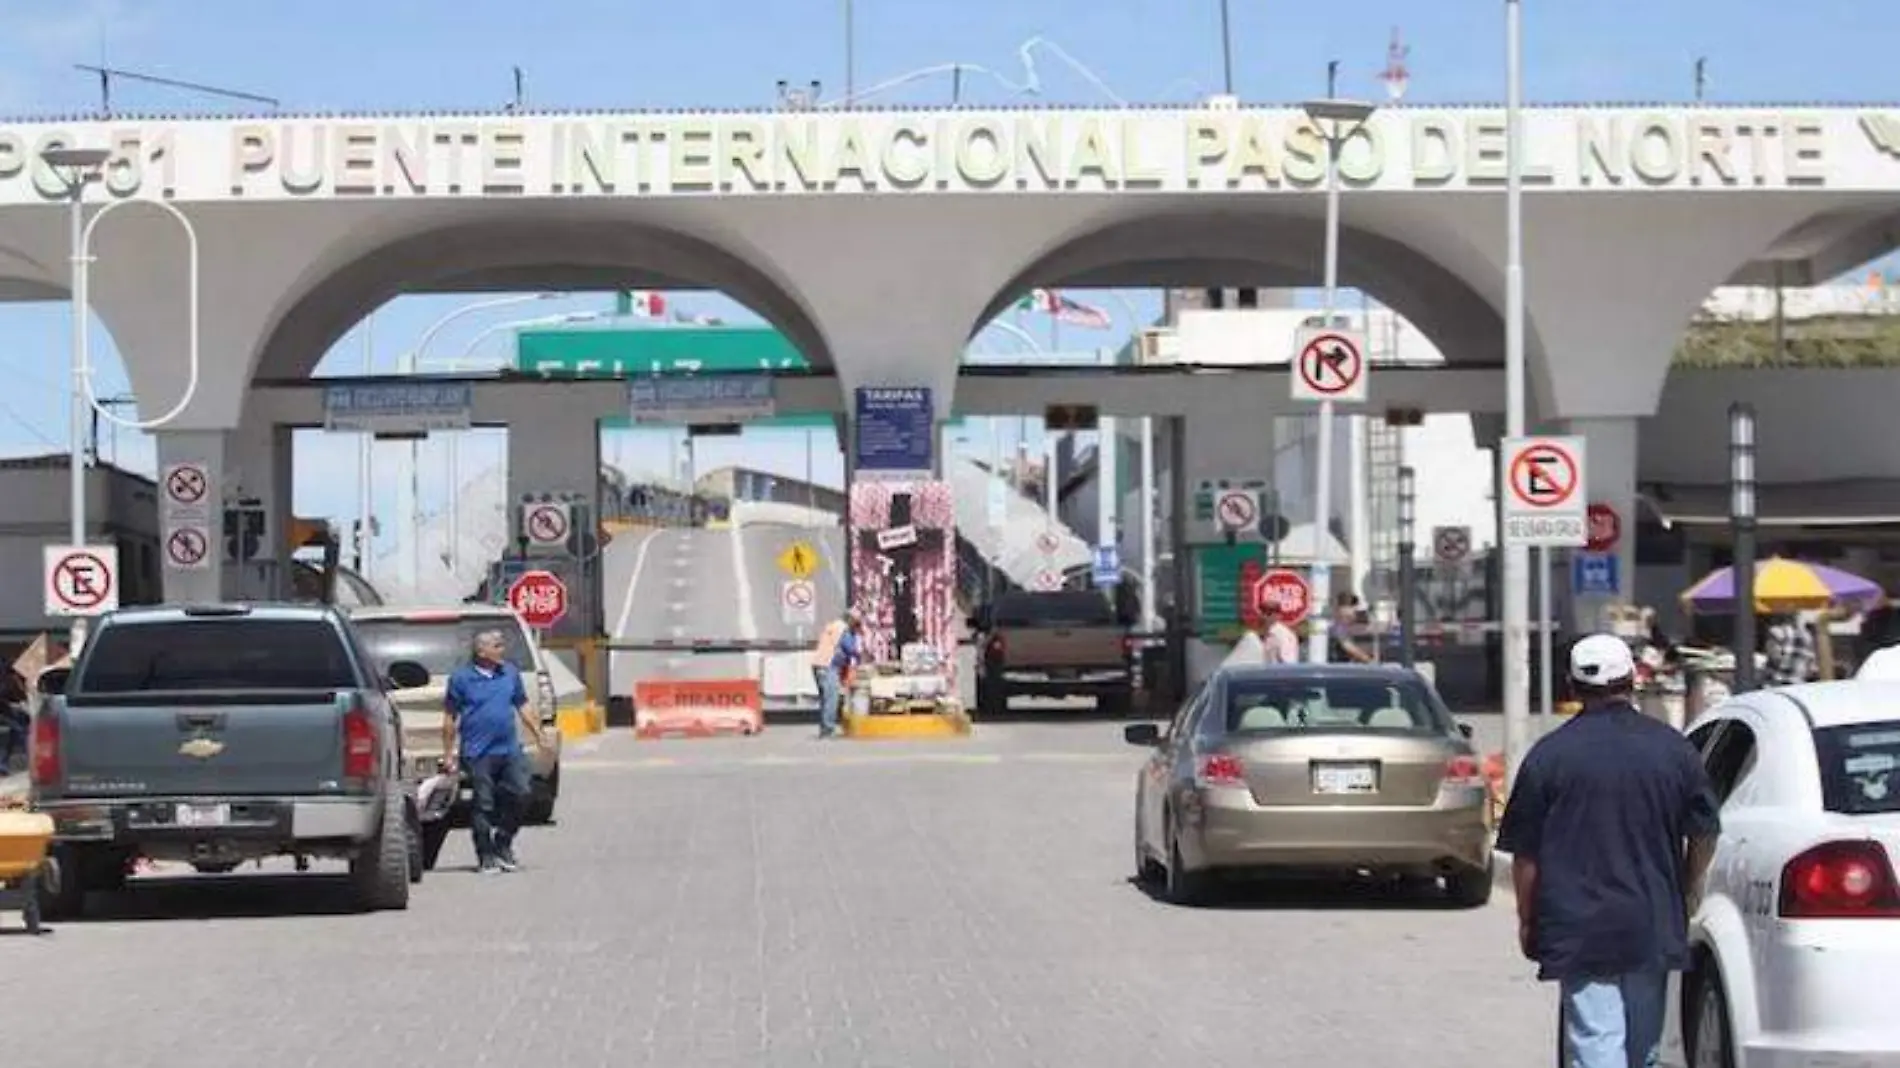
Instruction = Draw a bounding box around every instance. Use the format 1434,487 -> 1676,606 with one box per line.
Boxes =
1,722 -> 1556,1068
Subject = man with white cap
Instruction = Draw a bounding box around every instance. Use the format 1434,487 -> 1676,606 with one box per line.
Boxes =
1497,633 -> 1723,1068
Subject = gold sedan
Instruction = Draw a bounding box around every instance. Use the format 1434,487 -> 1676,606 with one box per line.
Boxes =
1127,663 -> 1493,907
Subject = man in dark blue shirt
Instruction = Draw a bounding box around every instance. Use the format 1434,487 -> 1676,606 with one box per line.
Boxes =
1497,633 -> 1721,1068
443,629 -> 547,874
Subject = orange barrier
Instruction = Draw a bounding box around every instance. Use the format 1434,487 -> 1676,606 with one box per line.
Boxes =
632,679 -> 764,739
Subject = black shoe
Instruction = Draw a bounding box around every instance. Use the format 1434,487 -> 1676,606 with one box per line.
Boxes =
477,857 -> 501,875
495,847 -> 520,872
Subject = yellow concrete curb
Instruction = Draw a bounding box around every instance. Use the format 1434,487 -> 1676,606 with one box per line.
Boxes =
556,706 -> 594,741
841,709 -> 973,739
584,700 -> 606,734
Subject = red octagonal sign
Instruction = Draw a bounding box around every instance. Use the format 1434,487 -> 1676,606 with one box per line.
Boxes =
508,569 -> 569,629
1250,568 -> 1313,626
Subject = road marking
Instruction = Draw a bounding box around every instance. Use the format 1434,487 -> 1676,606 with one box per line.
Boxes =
669,624 -> 687,637
732,523 -> 759,643
667,601 -> 688,613
612,529 -> 667,640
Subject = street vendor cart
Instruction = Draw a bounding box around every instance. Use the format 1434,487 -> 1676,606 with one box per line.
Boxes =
0,807 -> 53,934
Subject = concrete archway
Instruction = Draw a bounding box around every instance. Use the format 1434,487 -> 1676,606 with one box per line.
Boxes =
971,211 -> 1528,367
252,218 -> 834,380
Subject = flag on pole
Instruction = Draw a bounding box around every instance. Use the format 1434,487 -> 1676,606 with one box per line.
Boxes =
616,290 -> 667,319
1017,288 -> 1112,329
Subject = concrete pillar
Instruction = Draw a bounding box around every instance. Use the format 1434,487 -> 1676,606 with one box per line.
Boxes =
155,430 -> 228,604
220,420 -> 295,601
1558,416 -> 1639,634
506,409 -> 601,544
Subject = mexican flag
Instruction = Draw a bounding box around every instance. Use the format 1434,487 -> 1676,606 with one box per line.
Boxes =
615,290 -> 668,318
1017,288 -> 1112,329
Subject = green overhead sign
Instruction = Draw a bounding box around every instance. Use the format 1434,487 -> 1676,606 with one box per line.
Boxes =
517,325 -> 828,429
516,324 -> 964,430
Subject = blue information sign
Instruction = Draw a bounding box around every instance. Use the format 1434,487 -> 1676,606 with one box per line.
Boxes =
853,387 -> 934,477
1092,545 -> 1121,588
323,382 -> 472,434
1571,552 -> 1620,596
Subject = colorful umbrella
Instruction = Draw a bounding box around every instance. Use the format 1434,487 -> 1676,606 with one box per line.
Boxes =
1680,557 -> 1886,615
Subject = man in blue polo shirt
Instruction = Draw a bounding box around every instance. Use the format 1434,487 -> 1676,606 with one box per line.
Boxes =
442,629 -> 547,874
815,608 -> 864,739
1498,634 -> 1722,1068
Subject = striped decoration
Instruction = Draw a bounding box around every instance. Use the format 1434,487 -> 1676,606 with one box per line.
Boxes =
847,479 -> 958,681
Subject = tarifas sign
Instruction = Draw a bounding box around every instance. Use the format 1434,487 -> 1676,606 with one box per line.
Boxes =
0,108 -> 1859,203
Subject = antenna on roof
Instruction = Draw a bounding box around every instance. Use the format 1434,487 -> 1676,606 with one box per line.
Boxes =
507,66 -> 526,112
1693,57 -> 1707,102
73,64 -> 280,118
1378,28 -> 1410,103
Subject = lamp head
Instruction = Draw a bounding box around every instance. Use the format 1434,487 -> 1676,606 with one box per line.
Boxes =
1300,97 -> 1377,125
41,146 -> 111,171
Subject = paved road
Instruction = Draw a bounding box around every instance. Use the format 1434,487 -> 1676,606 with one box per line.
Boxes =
2,723 -> 1555,1067
605,524 -> 847,699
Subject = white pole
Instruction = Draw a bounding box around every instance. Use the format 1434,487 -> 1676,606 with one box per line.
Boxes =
1348,404 -> 1369,598
1307,129 -> 1344,664
1537,545 -> 1553,718
1097,345 -> 1119,560
398,349 -> 420,596
1139,415 -> 1157,630
1503,0 -> 1533,784
67,183 -> 88,552
358,315 -> 375,583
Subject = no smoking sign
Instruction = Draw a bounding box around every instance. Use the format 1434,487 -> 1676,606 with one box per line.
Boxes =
1500,435 -> 1588,548
1290,327 -> 1368,404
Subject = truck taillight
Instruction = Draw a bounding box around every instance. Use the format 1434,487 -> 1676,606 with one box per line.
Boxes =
29,714 -> 60,785
1779,841 -> 1900,919
1195,754 -> 1247,788
342,702 -> 378,782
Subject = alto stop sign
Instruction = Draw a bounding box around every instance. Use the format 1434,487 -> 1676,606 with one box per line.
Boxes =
1250,568 -> 1313,626
507,569 -> 569,629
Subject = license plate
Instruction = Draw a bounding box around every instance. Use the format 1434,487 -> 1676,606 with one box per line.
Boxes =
175,802 -> 230,827
1312,762 -> 1378,795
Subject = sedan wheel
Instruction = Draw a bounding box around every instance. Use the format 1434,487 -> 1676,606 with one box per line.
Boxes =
1163,823 -> 1210,906
1691,970 -> 1734,1068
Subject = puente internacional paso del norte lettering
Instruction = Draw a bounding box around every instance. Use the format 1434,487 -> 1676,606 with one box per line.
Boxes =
0,102 -> 1896,606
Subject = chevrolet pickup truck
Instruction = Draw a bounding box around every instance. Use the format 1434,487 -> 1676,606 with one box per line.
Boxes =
30,603 -> 430,918
972,590 -> 1134,717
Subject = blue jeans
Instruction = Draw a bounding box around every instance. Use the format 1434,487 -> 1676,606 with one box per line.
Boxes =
1559,970 -> 1667,1068
816,666 -> 842,735
465,750 -> 531,862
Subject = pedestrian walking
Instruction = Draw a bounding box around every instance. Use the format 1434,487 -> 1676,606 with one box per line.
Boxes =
1763,611 -> 1819,686
441,629 -> 548,874
1497,633 -> 1722,1068
1327,593 -> 1375,664
814,608 -> 864,740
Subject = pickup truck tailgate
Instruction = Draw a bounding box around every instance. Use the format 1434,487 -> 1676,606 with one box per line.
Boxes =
1003,626 -> 1126,668
59,693 -> 348,797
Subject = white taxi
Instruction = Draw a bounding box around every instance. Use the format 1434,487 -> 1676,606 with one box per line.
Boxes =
1661,679 -> 1900,1067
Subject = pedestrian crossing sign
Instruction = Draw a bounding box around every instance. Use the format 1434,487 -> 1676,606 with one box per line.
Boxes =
777,541 -> 818,579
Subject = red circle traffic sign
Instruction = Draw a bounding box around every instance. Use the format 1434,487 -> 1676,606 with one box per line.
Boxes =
1585,503 -> 1621,553
164,464 -> 207,505
1296,332 -> 1364,396
1250,568 -> 1312,626
1035,531 -> 1060,555
507,569 -> 569,628
784,581 -> 814,608
166,527 -> 208,566
1216,491 -> 1257,530
51,550 -> 114,611
1508,443 -> 1579,509
526,504 -> 570,543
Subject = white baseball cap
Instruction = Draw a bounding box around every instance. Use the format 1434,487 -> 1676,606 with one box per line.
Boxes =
1570,633 -> 1636,686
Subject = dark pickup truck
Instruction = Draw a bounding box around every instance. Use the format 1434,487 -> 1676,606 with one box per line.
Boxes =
972,590 -> 1135,717
30,603 -> 432,918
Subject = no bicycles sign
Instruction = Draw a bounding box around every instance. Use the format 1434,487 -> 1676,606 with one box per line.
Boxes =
1500,436 -> 1587,548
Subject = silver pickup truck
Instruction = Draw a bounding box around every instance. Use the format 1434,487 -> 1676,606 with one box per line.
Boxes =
30,603 -> 431,919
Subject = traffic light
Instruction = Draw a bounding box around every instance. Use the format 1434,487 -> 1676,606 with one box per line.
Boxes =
1044,405 -> 1099,431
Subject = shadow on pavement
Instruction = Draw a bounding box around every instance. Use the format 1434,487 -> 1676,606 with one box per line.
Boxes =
1129,872 -> 1481,912
66,872 -> 373,923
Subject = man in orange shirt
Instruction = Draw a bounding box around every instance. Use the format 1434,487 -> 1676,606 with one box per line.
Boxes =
810,608 -> 863,739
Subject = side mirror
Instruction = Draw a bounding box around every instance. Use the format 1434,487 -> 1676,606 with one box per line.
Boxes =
1458,722 -> 1474,739
387,660 -> 432,690
1123,723 -> 1162,747
37,669 -> 68,698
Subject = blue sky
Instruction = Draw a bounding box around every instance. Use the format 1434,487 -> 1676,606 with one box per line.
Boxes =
0,0 -> 1889,531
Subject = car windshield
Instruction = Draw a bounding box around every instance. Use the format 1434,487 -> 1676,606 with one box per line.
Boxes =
993,592 -> 1115,627
1812,722 -> 1900,815
354,617 -> 531,679
76,619 -> 358,693
1214,675 -> 1450,735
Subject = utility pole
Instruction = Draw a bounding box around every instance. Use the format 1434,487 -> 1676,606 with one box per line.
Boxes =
843,0 -> 856,105
1218,0 -> 1235,94
1694,57 -> 1707,102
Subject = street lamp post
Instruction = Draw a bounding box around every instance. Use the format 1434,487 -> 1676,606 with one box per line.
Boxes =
43,146 -> 111,559
1730,402 -> 1759,692
1502,0 -> 1534,786
1397,465 -> 1417,668
1300,95 -> 1377,663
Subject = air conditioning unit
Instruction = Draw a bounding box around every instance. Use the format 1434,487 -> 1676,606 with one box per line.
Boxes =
1136,328 -> 1180,365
